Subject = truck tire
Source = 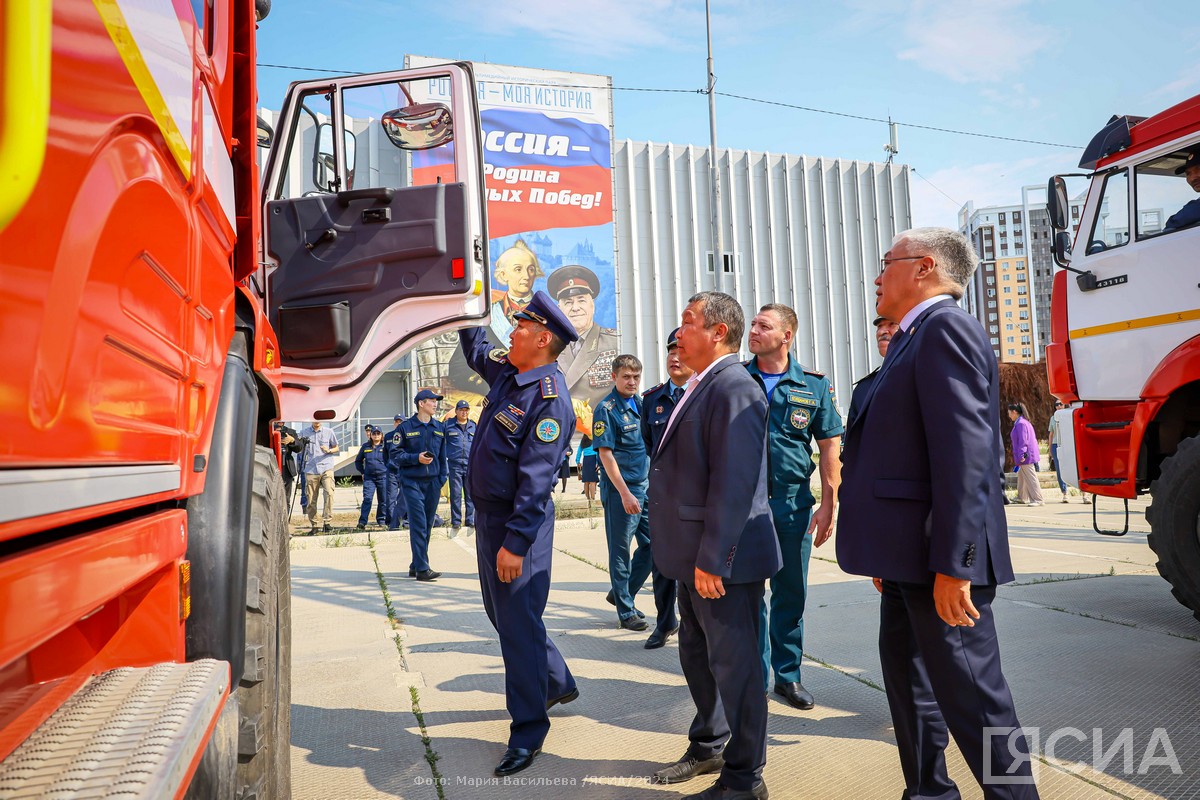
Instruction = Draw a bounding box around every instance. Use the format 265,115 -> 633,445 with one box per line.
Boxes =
237,446 -> 292,799
1147,434 -> 1200,621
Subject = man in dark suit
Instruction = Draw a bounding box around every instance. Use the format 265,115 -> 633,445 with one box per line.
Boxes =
838,228 -> 1039,799
648,292 -> 781,800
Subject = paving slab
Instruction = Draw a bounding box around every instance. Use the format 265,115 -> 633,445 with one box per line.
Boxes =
288,488 -> 1198,799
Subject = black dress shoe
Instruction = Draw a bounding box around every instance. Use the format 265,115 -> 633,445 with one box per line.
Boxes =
605,590 -> 646,618
644,623 -> 680,649
619,615 -> 649,631
415,569 -> 441,582
546,687 -> 579,710
682,779 -> 768,799
773,682 -> 814,710
323,523 -> 333,533
494,746 -> 540,777
408,568 -> 416,577
651,751 -> 725,784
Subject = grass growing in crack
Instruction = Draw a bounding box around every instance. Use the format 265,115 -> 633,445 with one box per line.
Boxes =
1010,571 -> 1111,586
368,539 -> 445,790
410,686 -> 446,800
322,534 -> 359,548
804,652 -> 885,692
556,547 -> 609,572
369,540 -> 402,638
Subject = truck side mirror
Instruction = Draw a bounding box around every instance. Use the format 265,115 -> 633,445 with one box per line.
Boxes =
1047,176 -> 1069,231
381,103 -> 454,151
314,123 -> 356,192
1053,230 -> 1073,267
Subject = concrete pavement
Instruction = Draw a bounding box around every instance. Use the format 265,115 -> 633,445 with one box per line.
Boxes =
288,484 -> 1198,799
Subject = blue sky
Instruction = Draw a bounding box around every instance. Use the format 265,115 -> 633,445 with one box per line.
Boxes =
256,0 -> 1200,228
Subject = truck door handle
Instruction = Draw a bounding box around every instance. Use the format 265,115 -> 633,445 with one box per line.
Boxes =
337,187 -> 394,206
305,228 -> 337,250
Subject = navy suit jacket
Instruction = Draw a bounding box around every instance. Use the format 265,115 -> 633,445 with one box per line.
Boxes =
837,299 -> 1015,586
648,356 -> 782,584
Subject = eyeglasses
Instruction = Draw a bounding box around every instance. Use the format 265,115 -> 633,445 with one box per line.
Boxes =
879,255 -> 927,276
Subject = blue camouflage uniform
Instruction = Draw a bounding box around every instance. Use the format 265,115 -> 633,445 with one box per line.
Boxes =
392,415 -> 448,574
639,379 -> 687,637
746,356 -> 844,689
460,324 -> 576,752
443,417 -> 477,527
355,436 -> 390,527
385,420 -> 410,529
592,387 -> 653,624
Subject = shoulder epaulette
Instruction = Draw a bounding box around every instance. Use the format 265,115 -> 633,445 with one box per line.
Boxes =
643,382 -> 664,396
742,358 -> 753,366
541,374 -> 558,399
852,367 -> 879,386
600,327 -> 617,335
803,368 -> 825,379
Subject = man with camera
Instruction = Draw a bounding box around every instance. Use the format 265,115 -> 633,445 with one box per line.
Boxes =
393,389 -> 449,581
300,420 -> 339,534
274,422 -> 306,512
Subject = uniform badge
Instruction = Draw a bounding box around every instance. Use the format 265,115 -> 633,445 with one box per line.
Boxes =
790,408 -> 811,430
488,348 -> 509,363
593,420 -> 606,437
656,405 -> 663,414
541,374 -> 558,398
536,419 -> 562,442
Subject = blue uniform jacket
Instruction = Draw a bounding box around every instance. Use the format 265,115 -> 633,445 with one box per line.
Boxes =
640,380 -> 686,458
443,419 -> 477,463
390,416 -> 448,483
837,299 -> 1015,585
745,356 -> 843,504
591,387 -> 649,484
459,327 -> 576,557
1164,197 -> 1200,232
354,441 -> 389,477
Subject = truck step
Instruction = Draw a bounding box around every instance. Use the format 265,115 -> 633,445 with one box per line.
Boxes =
0,659 -> 229,799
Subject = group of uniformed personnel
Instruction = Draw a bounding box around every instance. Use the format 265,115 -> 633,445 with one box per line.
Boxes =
350,397 -> 477,582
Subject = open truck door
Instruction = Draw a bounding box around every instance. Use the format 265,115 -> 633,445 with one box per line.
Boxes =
262,62 -> 488,421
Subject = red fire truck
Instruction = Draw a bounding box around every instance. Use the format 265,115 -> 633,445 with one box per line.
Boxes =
1046,93 -> 1200,616
0,1 -> 489,795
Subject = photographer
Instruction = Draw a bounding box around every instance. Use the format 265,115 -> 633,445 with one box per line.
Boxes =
299,420 -> 339,533
274,422 -> 306,511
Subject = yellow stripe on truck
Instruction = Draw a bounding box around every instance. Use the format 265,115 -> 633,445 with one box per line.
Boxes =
92,0 -> 192,180
0,0 -> 53,231
1070,307 -> 1200,339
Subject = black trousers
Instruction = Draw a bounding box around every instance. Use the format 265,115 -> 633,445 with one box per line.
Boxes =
880,580 -> 1039,800
677,580 -> 767,792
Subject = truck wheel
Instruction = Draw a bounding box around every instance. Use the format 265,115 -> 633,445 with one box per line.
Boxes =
1147,435 -> 1200,621
238,446 -> 292,798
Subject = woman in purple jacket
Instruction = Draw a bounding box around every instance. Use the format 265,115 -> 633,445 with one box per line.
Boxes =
1007,403 -> 1044,505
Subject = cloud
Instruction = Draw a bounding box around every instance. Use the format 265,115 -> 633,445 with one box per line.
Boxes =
1149,63 -> 1200,103
909,153 -> 1076,228
447,0 -> 709,59
895,0 -> 1051,83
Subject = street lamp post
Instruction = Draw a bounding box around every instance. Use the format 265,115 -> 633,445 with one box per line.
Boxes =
706,0 -> 725,294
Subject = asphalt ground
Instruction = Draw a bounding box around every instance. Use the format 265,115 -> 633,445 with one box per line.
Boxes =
287,480 -> 1198,799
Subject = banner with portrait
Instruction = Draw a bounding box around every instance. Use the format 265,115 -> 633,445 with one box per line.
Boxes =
406,57 -> 617,431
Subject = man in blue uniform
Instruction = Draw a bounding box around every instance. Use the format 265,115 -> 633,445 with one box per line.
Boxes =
639,327 -> 692,648
444,399 -> 477,531
746,303 -> 843,711
592,354 -> 656,632
355,426 -> 390,529
1165,152 -> 1200,233
386,413 -> 409,530
393,389 -> 448,581
460,290 -> 579,778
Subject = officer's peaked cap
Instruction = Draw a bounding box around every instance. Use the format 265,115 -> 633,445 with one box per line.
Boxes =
547,264 -> 599,300
513,290 -> 580,344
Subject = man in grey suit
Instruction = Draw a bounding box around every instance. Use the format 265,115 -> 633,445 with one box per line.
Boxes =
648,292 -> 781,800
838,228 -> 1039,799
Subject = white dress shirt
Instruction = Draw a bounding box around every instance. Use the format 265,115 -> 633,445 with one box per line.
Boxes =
661,352 -> 738,442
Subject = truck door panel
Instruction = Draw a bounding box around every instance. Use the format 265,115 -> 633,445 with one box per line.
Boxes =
261,64 -> 488,421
